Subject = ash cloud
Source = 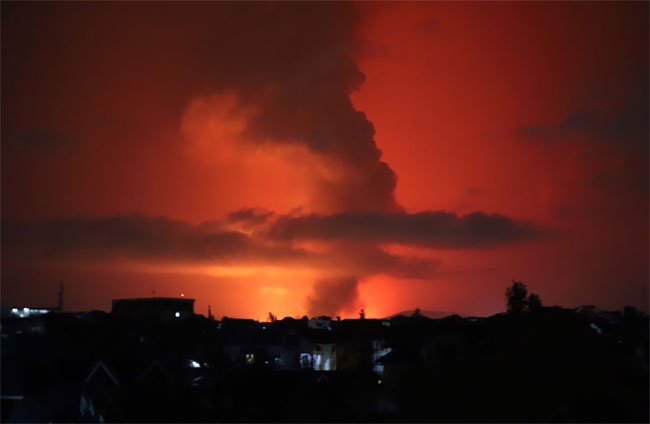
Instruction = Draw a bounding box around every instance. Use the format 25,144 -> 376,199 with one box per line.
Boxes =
306,276 -> 362,317
519,75 -> 648,152
320,243 -> 440,279
266,211 -> 546,248
1,215 -> 308,265
226,208 -> 274,228
2,2 -> 399,213
519,74 -> 649,194
1,215 -> 440,279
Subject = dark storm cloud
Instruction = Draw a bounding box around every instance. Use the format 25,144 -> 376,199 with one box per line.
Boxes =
305,276 -> 361,317
2,2 -> 399,213
1,215 -> 439,279
266,211 -> 546,248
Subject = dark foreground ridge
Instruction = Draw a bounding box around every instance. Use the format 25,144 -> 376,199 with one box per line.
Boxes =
1,303 -> 648,422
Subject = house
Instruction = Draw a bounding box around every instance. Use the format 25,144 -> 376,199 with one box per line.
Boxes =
80,358 -> 178,422
312,343 -> 337,371
80,361 -> 124,422
421,333 -> 469,370
335,319 -> 385,372
308,316 -> 332,330
221,321 -> 314,370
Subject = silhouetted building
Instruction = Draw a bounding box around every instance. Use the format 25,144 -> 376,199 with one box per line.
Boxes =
308,316 -> 332,330
111,297 -> 194,321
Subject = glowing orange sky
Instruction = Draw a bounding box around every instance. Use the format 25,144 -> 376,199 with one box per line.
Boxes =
2,2 -> 647,319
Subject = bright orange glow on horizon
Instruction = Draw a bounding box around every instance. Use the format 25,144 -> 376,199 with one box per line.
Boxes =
2,2 -> 647,319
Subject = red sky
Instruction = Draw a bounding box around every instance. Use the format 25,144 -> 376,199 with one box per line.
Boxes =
2,2 -> 648,319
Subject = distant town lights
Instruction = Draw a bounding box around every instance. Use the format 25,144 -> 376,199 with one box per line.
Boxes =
10,307 -> 51,318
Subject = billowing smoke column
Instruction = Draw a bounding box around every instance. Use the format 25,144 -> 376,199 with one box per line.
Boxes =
200,3 -> 401,213
4,2 -> 399,213
3,2 -> 399,316
305,276 -> 362,318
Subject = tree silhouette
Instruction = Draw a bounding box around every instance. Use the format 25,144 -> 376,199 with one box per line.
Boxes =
359,309 -> 365,319
506,281 -> 543,313
528,293 -> 542,312
506,280 -> 528,314
412,308 -> 422,318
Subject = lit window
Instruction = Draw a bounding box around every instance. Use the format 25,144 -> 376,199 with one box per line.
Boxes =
313,353 -> 322,370
175,312 -> 180,318
300,353 -> 312,369
590,322 -> 602,335
245,353 -> 254,365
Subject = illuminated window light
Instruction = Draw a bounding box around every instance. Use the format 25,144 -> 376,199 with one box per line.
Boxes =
313,353 -> 322,370
245,353 -> 254,365
175,312 -> 180,318
189,360 -> 201,368
590,322 -> 602,335
300,353 -> 312,369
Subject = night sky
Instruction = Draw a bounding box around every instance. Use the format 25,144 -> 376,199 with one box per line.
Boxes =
2,2 -> 648,319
